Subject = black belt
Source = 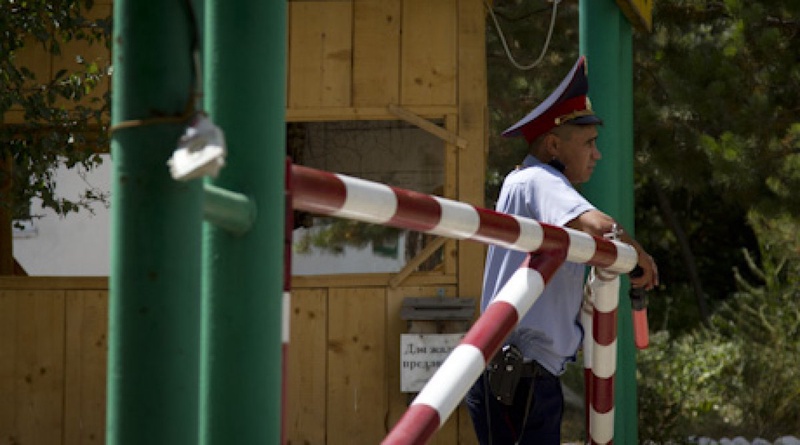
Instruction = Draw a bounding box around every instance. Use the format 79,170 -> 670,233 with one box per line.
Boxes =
486,346 -> 556,406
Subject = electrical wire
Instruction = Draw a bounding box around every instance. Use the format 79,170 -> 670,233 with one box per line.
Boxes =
485,0 -> 561,71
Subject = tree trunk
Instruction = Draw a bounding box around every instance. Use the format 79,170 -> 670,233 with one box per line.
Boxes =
655,184 -> 711,325
0,150 -> 14,275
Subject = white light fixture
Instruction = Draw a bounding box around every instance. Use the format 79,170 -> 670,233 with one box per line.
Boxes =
168,114 -> 227,181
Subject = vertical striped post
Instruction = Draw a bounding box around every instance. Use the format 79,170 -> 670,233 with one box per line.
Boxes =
282,158 -> 293,444
586,269 -> 620,445
582,294 -> 594,439
382,251 -> 566,445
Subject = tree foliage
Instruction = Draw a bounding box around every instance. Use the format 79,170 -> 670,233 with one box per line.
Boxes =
488,2 -> 800,437
633,0 -> 800,330
638,213 -> 800,441
295,218 -> 402,256
631,2 -> 800,439
484,0 -> 582,206
486,1 -> 800,332
1,0 -> 112,220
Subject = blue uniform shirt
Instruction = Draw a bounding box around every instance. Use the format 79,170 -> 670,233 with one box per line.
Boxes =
481,155 -> 595,375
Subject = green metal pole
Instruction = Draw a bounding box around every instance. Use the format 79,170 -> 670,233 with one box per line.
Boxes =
200,0 -> 286,443
580,1 -> 638,443
108,1 -> 202,444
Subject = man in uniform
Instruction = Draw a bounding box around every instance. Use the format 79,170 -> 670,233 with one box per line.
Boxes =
466,56 -> 659,444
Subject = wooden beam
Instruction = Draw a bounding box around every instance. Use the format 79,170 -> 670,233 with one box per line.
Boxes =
291,272 -> 456,289
388,104 -> 468,149
0,276 -> 109,290
286,105 -> 458,122
388,236 -> 448,289
615,0 -> 653,33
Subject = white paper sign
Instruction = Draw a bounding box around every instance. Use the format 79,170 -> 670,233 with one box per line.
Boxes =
400,333 -> 465,393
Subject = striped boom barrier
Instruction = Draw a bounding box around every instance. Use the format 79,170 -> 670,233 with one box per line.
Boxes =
290,164 -> 638,273
288,164 -> 640,444
382,252 -> 566,445
585,268 -> 621,445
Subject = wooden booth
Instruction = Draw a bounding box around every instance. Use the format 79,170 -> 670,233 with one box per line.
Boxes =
1,1 -> 488,443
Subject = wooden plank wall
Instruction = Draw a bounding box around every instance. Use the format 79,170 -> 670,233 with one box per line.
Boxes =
286,283 -> 463,445
285,3 -> 486,443
288,0 -> 459,112
0,279 -> 469,444
0,280 -> 108,445
2,0 -> 487,443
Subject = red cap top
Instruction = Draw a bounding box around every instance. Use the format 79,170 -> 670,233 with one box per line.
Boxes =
502,56 -> 603,143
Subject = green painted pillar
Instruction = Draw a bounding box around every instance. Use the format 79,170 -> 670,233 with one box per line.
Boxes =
580,0 -> 638,443
199,0 -> 286,443
107,1 -> 202,444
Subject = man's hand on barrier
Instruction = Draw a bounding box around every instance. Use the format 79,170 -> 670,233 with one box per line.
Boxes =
623,240 -> 658,291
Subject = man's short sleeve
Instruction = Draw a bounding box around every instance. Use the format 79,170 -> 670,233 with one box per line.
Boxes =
497,166 -> 595,227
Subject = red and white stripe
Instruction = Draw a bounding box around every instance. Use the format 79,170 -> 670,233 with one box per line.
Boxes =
382,252 -> 566,445
289,164 -> 639,445
582,295 -> 594,439
291,164 -> 638,274
584,269 -> 621,445
282,158 -> 293,445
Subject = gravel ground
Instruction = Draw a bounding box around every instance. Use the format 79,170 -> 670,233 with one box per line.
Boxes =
564,438 -> 800,445
562,436 -> 800,445
690,437 -> 800,445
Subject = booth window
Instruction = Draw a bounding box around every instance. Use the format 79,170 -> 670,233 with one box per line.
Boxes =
289,120 -> 445,276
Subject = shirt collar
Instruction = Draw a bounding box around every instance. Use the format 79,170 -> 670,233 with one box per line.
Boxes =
521,154 -> 542,169
520,154 -> 569,179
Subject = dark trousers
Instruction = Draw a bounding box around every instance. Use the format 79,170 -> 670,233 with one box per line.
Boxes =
466,370 -> 563,445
